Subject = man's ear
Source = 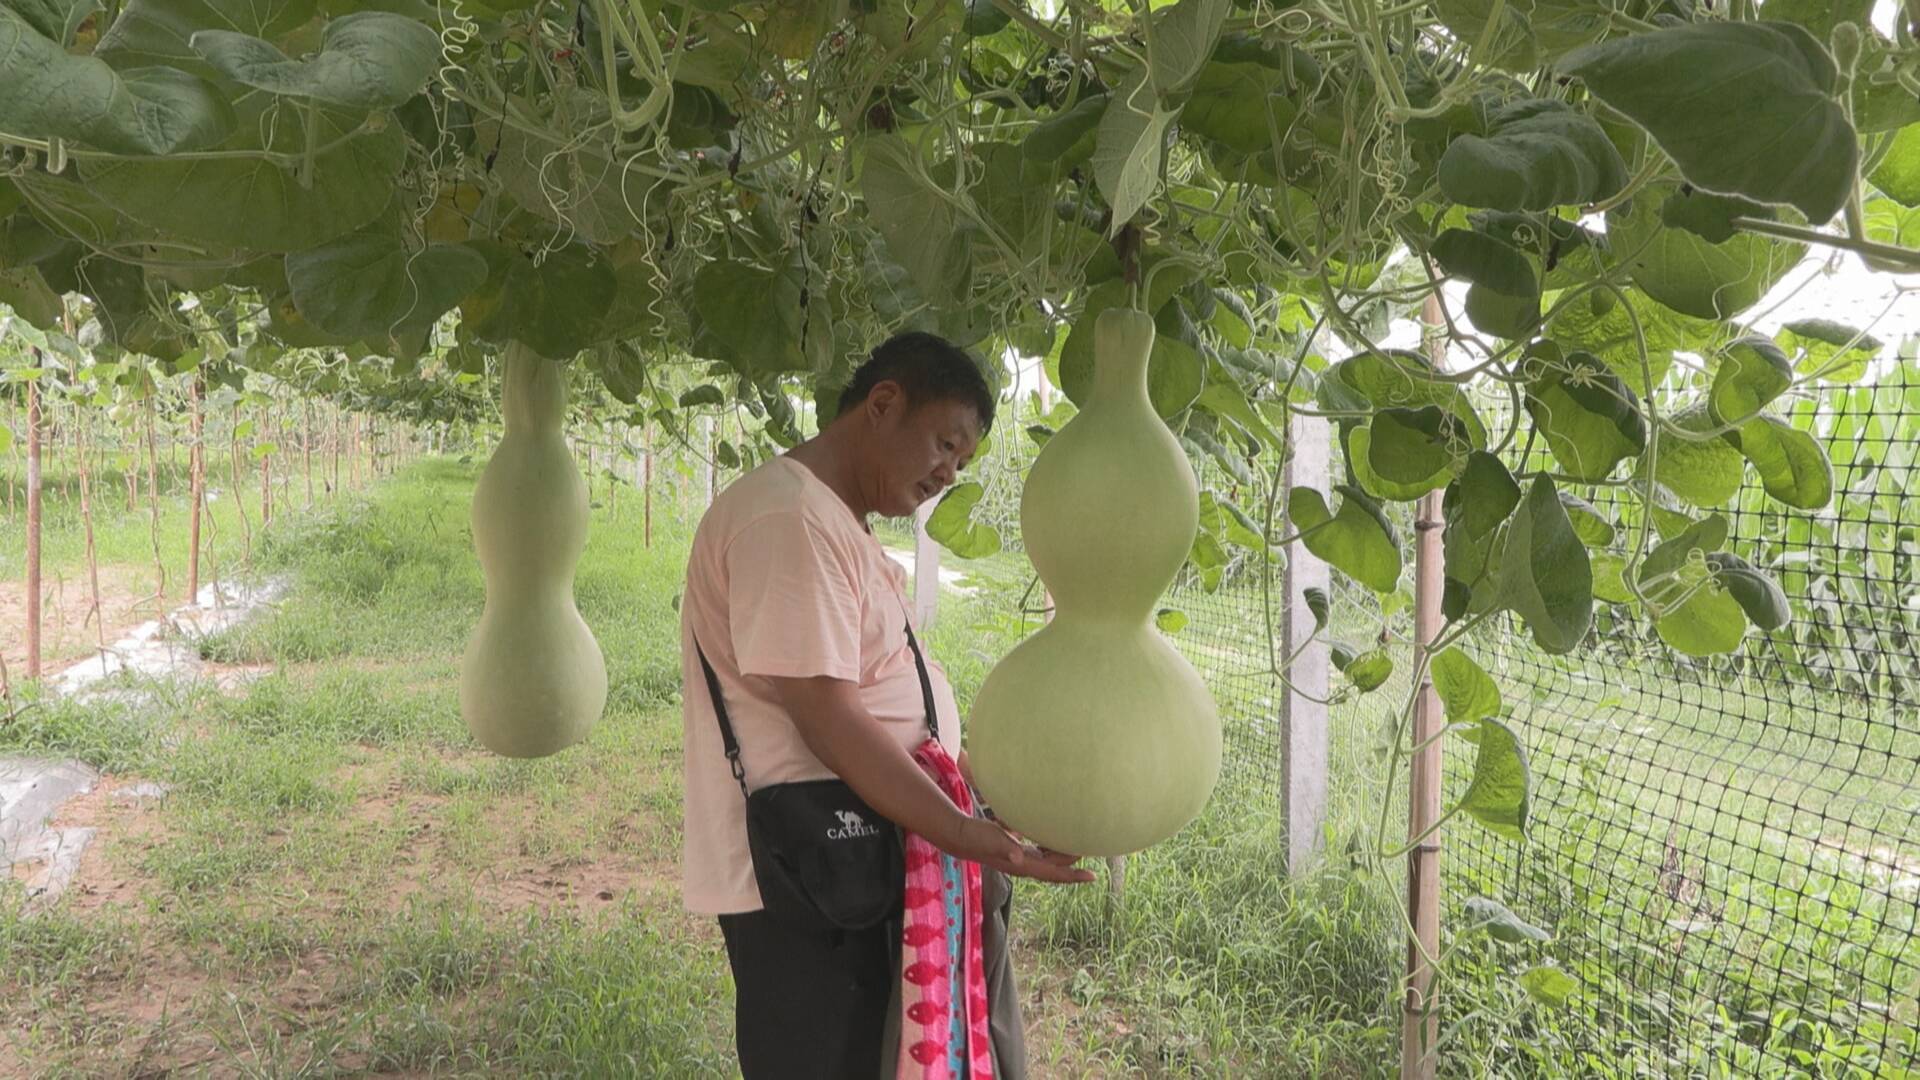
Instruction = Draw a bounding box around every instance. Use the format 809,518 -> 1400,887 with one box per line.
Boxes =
865,380 -> 906,424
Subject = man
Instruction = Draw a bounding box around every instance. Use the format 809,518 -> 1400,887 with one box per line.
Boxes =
679,331 -> 1093,1078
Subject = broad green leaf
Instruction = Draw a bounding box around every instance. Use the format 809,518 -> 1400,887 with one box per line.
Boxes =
1498,477 -> 1593,654
1707,551 -> 1790,631
0,266 -> 63,330
962,0 -> 1010,35
1560,23 -> 1857,223
1651,406 -> 1746,507
1780,318 -> 1880,382
1463,895 -> 1551,943
861,135 -> 972,308
1437,98 -> 1629,212
1558,491 -> 1615,547
188,12 -> 439,110
1196,382 -> 1283,452
285,226 -> 487,342
1590,552 -> 1634,604
1369,405 -> 1469,486
1709,336 -> 1793,424
1022,92 -> 1106,166
1154,607 -> 1188,634
687,258 -> 828,376
1147,0 -> 1230,93
1181,61 -> 1299,155
1653,562 -> 1748,656
1059,275 -> 1203,419
1430,0 -> 1605,70
926,481 -> 1001,558
678,384 -> 725,407
11,0 -> 100,43
1432,647 -> 1501,725
1445,450 -> 1522,540
1463,284 -> 1543,340
972,141 -> 1053,258
1639,512 -> 1729,584
0,10 -> 234,155
461,240 -> 617,360
1524,351 -> 1645,482
479,94 -> 664,245
1608,184 -> 1804,320
1870,123 -> 1920,207
1659,187 -> 1773,244
1290,484 -> 1402,593
714,440 -> 740,470
1458,718 -> 1529,841
1304,586 -> 1329,630
1729,412 -> 1833,510
1520,965 -> 1581,1007
98,0 -> 316,73
1199,489 -> 1266,551
1431,228 -> 1538,297
1345,649 -> 1393,691
1430,0 -> 1537,69
1349,425 -> 1450,502
1324,348 -> 1489,447
1189,527 -> 1228,592
1758,0 -> 1870,38
81,98 -> 404,251
1093,69 -> 1177,234
1545,288 -> 1694,397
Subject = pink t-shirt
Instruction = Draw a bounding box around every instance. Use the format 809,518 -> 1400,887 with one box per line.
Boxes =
680,455 -> 964,915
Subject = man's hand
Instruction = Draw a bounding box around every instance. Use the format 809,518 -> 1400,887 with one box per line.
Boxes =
944,816 -> 1096,885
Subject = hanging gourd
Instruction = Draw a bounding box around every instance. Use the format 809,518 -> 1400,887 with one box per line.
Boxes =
459,343 -> 608,757
967,308 -> 1222,856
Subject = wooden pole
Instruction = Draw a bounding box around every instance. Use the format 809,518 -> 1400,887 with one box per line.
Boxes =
24,372 -> 43,680
144,397 -> 166,604
1401,295 -> 1448,1080
231,401 -> 251,562
75,401 -> 104,651
187,375 -> 204,602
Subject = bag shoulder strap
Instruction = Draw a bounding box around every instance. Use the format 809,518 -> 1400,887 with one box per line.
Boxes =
695,620 -> 942,799
902,624 -> 940,744
693,638 -> 750,798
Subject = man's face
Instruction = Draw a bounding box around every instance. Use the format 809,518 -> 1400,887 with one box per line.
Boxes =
861,382 -> 982,518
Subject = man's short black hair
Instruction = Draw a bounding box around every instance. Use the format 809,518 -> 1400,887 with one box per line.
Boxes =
835,331 -> 996,434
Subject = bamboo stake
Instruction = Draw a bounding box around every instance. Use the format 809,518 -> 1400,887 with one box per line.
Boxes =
143,397 -> 167,605
24,370 -> 42,680
1401,296 -> 1448,1080
187,375 -> 204,602
75,401 -> 104,651
230,401 -> 251,563
304,398 -> 314,509
643,420 -> 653,549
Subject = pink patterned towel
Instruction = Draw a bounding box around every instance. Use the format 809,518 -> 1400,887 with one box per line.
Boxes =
898,739 -> 994,1079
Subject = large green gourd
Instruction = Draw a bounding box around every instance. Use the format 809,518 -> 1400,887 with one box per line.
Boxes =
968,308 -> 1221,856
460,344 -> 608,757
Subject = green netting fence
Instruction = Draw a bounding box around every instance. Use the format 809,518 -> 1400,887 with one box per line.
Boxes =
960,351 -> 1920,1075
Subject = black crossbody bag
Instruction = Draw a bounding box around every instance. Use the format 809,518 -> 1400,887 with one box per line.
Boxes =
695,625 -> 940,933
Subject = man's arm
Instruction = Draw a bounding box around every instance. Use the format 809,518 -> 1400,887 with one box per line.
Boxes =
767,675 -> 1093,885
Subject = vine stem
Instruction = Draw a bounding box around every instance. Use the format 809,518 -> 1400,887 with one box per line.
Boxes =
1732,216 -> 1920,271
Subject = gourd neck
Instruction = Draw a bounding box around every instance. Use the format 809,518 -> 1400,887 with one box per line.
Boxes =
501,345 -> 566,437
1091,308 -> 1155,407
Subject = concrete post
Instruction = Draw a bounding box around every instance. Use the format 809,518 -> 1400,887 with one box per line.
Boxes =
1280,413 -> 1332,874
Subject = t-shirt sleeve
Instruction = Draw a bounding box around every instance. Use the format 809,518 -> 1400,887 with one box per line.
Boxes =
725,511 -> 862,681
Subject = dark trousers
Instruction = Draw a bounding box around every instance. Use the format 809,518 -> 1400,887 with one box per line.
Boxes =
717,910 -> 896,1080
717,867 -> 1027,1080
